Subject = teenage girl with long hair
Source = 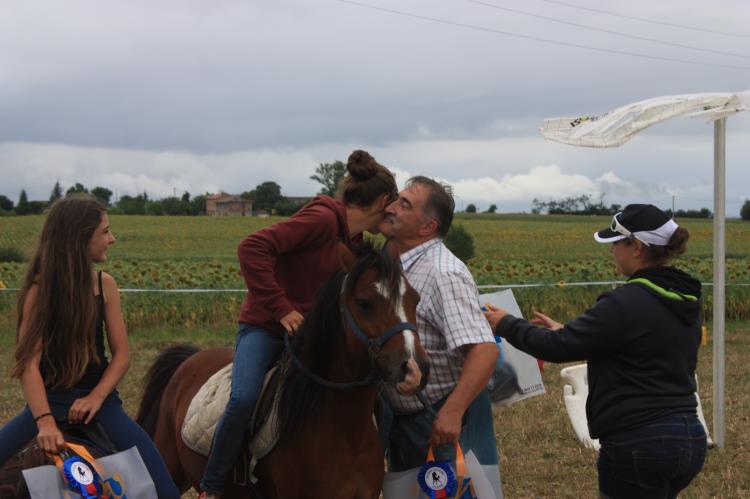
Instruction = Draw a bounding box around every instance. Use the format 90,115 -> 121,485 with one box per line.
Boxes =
0,195 -> 180,498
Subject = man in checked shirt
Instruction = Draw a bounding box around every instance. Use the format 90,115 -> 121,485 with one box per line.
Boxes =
379,176 -> 500,474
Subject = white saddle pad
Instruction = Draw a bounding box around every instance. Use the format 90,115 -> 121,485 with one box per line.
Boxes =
180,362 -> 282,477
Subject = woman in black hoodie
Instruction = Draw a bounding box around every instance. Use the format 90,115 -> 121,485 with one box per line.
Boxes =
484,204 -> 706,499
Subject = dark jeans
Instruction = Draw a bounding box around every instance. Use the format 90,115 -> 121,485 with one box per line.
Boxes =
381,390 -> 499,471
200,324 -> 284,494
0,389 -> 180,499
598,414 -> 707,499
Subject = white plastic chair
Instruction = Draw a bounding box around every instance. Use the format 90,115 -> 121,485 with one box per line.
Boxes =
560,364 -> 600,450
560,364 -> 713,451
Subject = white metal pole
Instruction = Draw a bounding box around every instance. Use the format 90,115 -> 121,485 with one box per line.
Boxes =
712,117 -> 726,448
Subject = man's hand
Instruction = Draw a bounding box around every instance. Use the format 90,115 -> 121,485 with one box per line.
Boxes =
430,405 -> 462,447
280,310 -> 304,334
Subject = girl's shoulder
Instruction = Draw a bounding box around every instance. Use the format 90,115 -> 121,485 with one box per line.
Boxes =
93,271 -> 118,297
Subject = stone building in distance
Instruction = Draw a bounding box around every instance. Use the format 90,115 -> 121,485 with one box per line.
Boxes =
205,193 -> 252,216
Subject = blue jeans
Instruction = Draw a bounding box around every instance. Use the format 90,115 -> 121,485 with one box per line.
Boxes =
200,324 -> 284,495
598,414 -> 707,499
382,390 -> 499,471
0,389 -> 180,499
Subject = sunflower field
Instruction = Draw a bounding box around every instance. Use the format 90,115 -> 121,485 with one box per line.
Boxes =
2,213 -> 749,332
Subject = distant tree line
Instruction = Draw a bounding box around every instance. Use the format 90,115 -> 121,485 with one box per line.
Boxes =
530,194 -> 718,219
531,195 -> 621,215
0,159 -> 357,217
0,181 -> 208,216
665,208 -> 713,219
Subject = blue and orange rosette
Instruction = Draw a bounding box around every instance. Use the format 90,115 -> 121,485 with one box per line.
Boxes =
417,447 -> 458,498
50,442 -> 107,498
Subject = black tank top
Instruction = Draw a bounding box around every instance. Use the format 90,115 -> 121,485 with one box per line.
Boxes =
75,270 -> 109,389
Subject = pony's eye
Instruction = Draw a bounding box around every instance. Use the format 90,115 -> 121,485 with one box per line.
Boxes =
356,299 -> 370,311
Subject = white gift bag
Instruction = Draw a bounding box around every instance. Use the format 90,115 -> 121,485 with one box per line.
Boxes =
22,445 -> 157,499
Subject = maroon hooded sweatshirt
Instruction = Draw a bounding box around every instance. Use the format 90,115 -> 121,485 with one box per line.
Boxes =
237,196 -> 359,335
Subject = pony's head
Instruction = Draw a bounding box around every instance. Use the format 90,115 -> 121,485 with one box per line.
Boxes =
339,243 -> 430,391
278,242 -> 430,439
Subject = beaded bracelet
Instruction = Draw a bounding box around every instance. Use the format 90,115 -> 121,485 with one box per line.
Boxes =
34,412 -> 53,423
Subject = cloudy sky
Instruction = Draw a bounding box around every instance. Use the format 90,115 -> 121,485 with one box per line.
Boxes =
1,0 -> 748,214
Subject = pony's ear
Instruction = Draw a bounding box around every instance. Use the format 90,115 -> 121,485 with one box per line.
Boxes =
338,243 -> 356,271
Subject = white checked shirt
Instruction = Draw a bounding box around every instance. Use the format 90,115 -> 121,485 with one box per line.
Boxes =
386,238 -> 495,414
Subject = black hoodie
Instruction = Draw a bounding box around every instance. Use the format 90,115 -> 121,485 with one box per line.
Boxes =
496,266 -> 702,439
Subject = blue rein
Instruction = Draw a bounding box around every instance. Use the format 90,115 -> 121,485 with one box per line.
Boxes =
283,289 -> 417,391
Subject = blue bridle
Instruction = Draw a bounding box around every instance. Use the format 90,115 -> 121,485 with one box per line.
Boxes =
283,277 -> 417,390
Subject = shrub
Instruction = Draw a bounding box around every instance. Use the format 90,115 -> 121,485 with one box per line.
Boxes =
741,199 -> 750,221
0,247 -> 26,263
444,224 -> 475,263
465,203 -> 477,213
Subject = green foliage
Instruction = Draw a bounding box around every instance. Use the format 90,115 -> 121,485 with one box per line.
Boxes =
115,194 -> 147,215
245,181 -> 283,212
667,207 -> 712,219
0,247 -> 26,263
144,200 -> 165,215
0,195 -> 13,212
91,186 -> 113,206
311,160 -> 346,197
465,203 -> 477,213
444,224 -> 475,263
156,196 -> 192,215
65,182 -> 88,196
274,198 -> 304,216
741,199 -> 750,221
15,191 -> 46,215
49,181 -> 63,202
486,204 -> 497,213
191,194 -> 207,215
532,194 -> 618,215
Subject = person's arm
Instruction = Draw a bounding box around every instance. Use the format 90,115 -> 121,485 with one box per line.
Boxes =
429,269 -> 498,446
68,273 -> 130,424
17,286 -> 65,452
493,294 -> 626,362
237,203 -> 338,331
430,342 -> 497,447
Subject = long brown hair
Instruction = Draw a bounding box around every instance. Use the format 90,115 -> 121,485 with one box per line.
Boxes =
12,195 -> 107,390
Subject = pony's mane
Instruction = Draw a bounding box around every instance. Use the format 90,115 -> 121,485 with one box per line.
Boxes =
277,242 -> 401,439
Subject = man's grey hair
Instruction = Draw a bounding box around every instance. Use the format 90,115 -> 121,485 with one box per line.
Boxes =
406,176 -> 454,238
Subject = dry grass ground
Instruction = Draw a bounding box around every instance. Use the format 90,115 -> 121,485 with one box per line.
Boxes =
1,322 -> 748,498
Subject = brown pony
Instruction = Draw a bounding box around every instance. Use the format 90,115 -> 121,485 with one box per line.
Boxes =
136,244 -> 430,498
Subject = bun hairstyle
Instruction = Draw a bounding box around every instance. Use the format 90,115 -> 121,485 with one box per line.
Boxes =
643,226 -> 690,265
337,150 -> 398,207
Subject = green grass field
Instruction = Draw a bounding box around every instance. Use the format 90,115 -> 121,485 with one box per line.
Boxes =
1,213 -> 749,497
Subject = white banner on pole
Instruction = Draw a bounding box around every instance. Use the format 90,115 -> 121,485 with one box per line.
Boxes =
542,90 -> 749,148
